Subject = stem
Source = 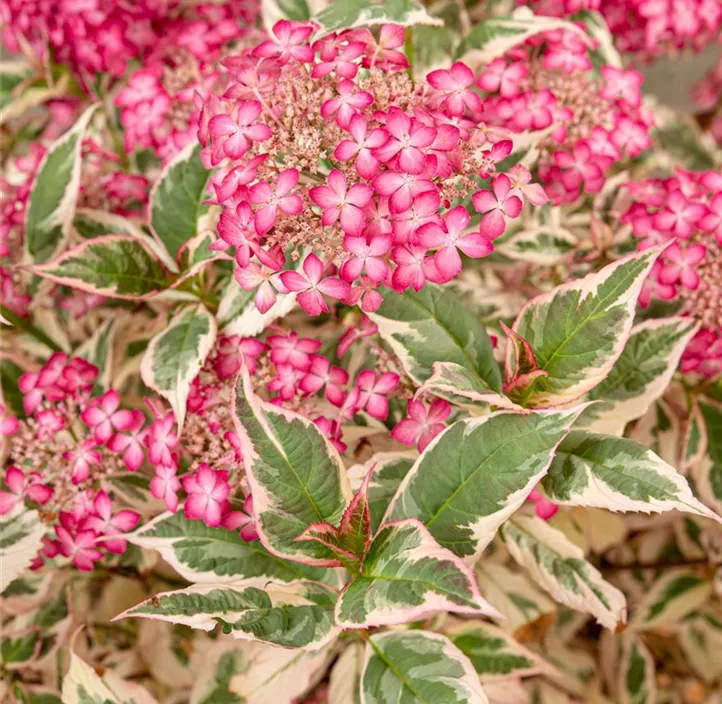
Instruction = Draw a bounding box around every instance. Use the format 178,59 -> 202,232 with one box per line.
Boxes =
1,305 -> 62,351
404,27 -> 414,80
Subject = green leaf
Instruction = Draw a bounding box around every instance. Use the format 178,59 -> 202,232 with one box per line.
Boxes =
150,142 -> 210,260
454,7 -> 588,67
217,277 -> 297,337
335,519 -> 499,628
653,117 -> 719,171
118,581 -> 339,650
580,317 -> 699,435
313,0 -> 441,36
542,431 -> 721,523
447,621 -> 552,679
616,635 -> 656,704
231,366 -> 352,565
385,407 -> 583,562
25,104 -> 99,265
1,630 -> 40,665
1,509 -> 46,594
347,452 -> 416,534
417,361 -> 520,411
128,512 -> 336,585
501,515 -> 627,630
696,400 -> 722,516
1,359 -> 26,418
368,284 -> 502,390
29,235 -> 175,299
511,246 -> 662,407
497,227 -> 578,266
361,630 -> 488,704
630,569 -> 712,631
75,316 -> 118,391
140,303 -> 217,432
0,61 -> 34,111
261,0 -> 310,34
678,610 -> 722,684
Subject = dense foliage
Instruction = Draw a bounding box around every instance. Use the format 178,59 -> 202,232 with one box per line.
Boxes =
1,0 -> 721,702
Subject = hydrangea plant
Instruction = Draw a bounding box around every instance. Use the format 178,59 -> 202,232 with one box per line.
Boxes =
1,0 -> 722,702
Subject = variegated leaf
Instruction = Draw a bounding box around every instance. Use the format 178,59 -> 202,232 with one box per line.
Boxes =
0,509 -> 45,594
232,365 -> 352,565
117,581 -> 338,650
24,104 -> 99,265
678,610 -> 722,683
347,452 -> 416,534
682,401 -> 707,472
75,316 -> 119,390
335,519 -> 499,629
218,280 -> 298,337
150,142 -> 210,259
630,569 -> 712,630
572,10 -> 622,69
141,304 -> 216,433
476,563 -> 556,632
497,227 -> 577,266
501,515 -> 627,630
261,0 -> 311,34
511,247 -> 663,408
418,362 -> 520,412
313,0 -> 441,37
447,621 -> 554,680
368,284 -> 502,390
362,630 -> 488,704
127,512 -> 335,585
62,649 -> 123,704
28,235 -> 175,299
580,317 -> 699,435
329,642 -> 363,704
696,400 -> 722,515
616,634 -> 656,704
454,7 -> 589,69
542,431 -> 722,522
385,408 -> 584,562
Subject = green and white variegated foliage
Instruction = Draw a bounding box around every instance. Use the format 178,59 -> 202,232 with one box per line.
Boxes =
231,364 -> 352,565
616,634 -> 657,704
116,580 -> 339,650
141,304 -> 217,433
510,246 -> 663,408
335,519 -> 500,628
312,0 -> 441,37
360,630 -> 488,704
0,508 -> 46,594
501,515 -> 627,629
696,399 -> 722,515
385,407 -> 585,562
542,431 -> 722,522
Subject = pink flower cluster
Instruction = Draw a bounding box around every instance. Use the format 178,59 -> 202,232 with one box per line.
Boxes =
520,0 -> 722,60
622,168 -> 722,377
197,21 -> 547,317
476,31 -> 652,205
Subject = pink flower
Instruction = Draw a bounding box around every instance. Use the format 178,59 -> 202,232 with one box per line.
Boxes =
340,233 -> 392,283
182,464 -> 230,527
217,201 -> 259,267
653,192 -> 707,238
312,40 -> 365,79
222,494 -> 259,542
699,192 -> 722,244
373,169 -> 436,214
268,364 -> 303,401
208,101 -> 272,162
337,317 -> 378,357
321,79 -> 374,129
279,253 -> 351,316
35,409 -> 66,439
554,140 -> 611,194
150,465 -> 181,513
528,488 -> 558,520
145,413 -> 178,467
0,466 -> 53,515
300,355 -> 349,406
391,244 -> 439,292
477,58 -> 528,97
216,335 -> 267,380
0,404 -> 18,436
349,370 -> 399,420
249,169 -> 303,235
372,24 -> 408,67
427,61 -> 482,116
513,90 -> 557,131
472,174 -> 523,239
310,169 -> 373,235
63,439 -> 102,484
268,332 -> 321,371
372,109 -> 437,174
507,164 -> 549,206
658,242 -> 707,291
81,390 -> 134,444
391,399 -> 451,451
334,114 -> 389,179
84,491 -> 140,554
107,409 -> 146,471
610,116 -> 651,157
55,512 -> 103,571
234,263 -> 284,314
391,190 -> 442,244
253,20 -> 314,64
600,66 -> 643,108
417,205 -> 493,281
